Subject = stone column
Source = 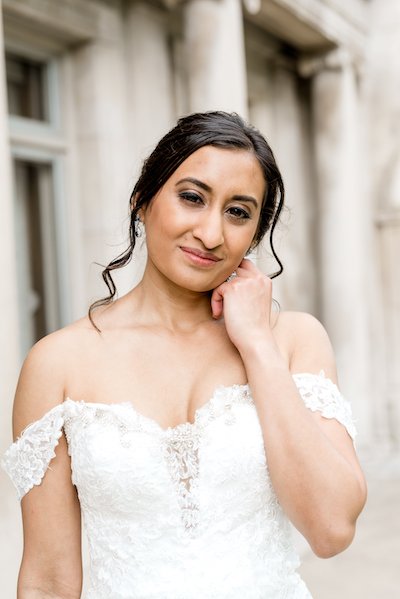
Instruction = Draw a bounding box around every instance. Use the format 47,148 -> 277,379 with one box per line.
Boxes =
366,0 -> 400,452
73,10 -> 133,301
123,1 -> 177,292
266,61 -> 317,315
184,0 -> 248,116
0,1 -> 24,593
124,1 -> 175,160
308,48 -> 373,445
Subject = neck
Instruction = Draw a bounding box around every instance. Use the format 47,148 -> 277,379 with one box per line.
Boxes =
126,261 -> 215,332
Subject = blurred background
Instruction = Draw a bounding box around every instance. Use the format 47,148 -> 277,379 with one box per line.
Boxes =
0,0 -> 399,596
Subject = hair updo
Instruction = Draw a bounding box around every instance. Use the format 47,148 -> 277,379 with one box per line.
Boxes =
89,111 -> 284,323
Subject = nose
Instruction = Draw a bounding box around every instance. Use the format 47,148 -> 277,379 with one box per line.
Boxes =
192,207 -> 225,250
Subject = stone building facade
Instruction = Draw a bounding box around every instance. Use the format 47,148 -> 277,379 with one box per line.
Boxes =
0,0 -> 399,594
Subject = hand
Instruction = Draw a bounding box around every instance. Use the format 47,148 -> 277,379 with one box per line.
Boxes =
210,259 -> 274,352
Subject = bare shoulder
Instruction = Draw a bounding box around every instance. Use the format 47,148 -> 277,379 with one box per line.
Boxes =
13,315 -> 96,439
272,311 -> 338,384
13,324 -> 85,593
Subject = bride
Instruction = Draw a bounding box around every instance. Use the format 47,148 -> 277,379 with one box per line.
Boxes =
3,112 -> 366,599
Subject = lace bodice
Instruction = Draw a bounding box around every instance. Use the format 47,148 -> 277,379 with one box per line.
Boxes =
2,372 -> 356,599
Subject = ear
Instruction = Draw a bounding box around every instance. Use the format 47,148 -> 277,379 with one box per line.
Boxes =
130,193 -> 145,224
136,207 -> 145,224
130,192 -> 137,212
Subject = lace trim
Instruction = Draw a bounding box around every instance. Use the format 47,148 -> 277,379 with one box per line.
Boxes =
161,385 -> 253,537
1,404 -> 64,501
62,387 -> 253,538
293,371 -> 357,443
1,373 -> 356,507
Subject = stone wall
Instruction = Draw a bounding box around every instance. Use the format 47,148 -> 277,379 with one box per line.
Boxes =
365,0 -> 400,451
0,0 -> 398,594
0,0 -> 23,591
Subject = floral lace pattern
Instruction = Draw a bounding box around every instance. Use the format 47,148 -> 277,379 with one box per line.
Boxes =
1,404 -> 64,501
160,385 -> 252,537
1,374 -> 357,599
293,371 -> 357,444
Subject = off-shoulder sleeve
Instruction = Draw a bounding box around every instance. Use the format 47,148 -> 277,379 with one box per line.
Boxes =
1,404 -> 64,501
293,371 -> 357,445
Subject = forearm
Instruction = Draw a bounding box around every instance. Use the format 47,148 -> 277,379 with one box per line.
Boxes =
18,576 -> 81,599
18,583 -> 81,599
240,337 -> 366,556
18,591 -> 80,599
18,553 -> 82,599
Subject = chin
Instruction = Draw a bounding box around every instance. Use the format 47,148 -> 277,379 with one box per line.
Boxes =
174,273 -> 227,293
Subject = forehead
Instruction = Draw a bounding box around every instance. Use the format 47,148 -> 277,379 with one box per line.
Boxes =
169,146 -> 265,200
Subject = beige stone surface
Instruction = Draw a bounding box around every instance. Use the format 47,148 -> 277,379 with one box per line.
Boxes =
298,463 -> 400,599
0,2 -> 24,594
184,0 -> 248,115
1,0 -> 400,596
311,50 -> 375,444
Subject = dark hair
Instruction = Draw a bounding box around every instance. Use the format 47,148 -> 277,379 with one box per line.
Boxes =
89,111 -> 284,325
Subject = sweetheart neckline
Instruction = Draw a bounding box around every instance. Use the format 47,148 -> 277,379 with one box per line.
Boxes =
62,372 -> 329,434
63,383 -> 251,434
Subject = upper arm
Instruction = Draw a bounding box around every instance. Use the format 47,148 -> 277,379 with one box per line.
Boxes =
13,335 -> 82,599
287,312 -> 338,383
285,312 -> 367,500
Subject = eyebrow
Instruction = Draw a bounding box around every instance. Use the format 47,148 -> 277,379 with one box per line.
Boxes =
176,177 -> 212,193
176,177 -> 259,209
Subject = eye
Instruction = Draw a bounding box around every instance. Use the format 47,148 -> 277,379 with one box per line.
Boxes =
227,206 -> 251,220
178,191 -> 203,204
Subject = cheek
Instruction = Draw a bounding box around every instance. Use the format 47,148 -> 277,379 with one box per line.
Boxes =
144,204 -> 187,253
226,221 -> 258,251
150,200 -> 198,238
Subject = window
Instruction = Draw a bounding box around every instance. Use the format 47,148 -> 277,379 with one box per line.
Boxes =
6,53 -> 48,121
5,47 -> 69,360
13,161 -> 61,357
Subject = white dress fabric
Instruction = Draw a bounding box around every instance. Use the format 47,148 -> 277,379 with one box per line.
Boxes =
2,371 -> 356,599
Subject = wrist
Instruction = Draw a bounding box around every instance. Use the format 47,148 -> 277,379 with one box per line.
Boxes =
237,331 -> 286,368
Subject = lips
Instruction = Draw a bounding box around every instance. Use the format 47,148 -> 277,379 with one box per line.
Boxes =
180,246 -> 222,266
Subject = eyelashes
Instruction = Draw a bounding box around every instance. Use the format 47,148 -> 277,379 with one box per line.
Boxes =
228,206 -> 251,220
178,192 -> 251,220
178,192 -> 202,204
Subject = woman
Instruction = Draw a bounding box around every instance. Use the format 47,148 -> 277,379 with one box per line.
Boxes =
3,112 -> 366,599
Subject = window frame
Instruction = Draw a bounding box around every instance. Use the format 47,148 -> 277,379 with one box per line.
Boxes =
5,38 -> 71,359
5,41 -> 62,139
11,145 -> 71,328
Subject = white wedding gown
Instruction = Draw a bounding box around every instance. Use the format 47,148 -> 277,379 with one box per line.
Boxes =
2,372 -> 356,599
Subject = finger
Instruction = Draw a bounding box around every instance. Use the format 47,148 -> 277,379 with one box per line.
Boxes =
235,260 -> 259,278
210,284 -> 227,319
237,258 -> 260,273
234,266 -> 253,278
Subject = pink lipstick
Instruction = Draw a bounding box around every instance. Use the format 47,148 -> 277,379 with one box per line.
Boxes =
180,247 -> 221,267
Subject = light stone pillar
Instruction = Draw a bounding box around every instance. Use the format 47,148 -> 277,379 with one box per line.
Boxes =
184,0 -> 248,117
122,1 -> 177,291
73,13 -> 133,303
124,1 -> 175,160
265,62 -> 316,315
365,0 -> 400,452
309,48 -> 372,445
0,1 -> 24,593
